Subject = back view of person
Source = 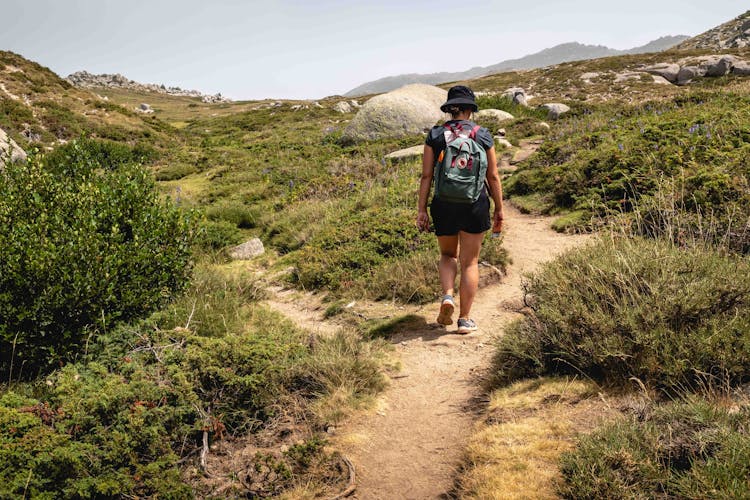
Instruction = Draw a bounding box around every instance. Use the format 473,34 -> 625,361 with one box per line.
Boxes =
416,85 -> 504,334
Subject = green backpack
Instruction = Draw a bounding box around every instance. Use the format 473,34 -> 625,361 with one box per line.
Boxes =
433,123 -> 488,203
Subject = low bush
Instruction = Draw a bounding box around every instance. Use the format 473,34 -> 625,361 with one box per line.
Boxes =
194,219 -> 243,251
504,91 -> 750,232
0,140 -> 195,376
206,201 -> 261,229
43,136 -> 157,168
559,397 -> 750,499
479,232 -> 511,272
493,237 -> 750,389
154,162 -> 198,181
0,365 -> 195,498
290,205 -> 433,301
0,264 -> 387,497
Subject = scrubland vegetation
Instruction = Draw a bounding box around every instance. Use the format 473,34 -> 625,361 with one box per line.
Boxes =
4,44 -> 750,497
476,78 -> 750,497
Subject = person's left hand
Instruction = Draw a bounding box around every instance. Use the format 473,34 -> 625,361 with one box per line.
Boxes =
492,210 -> 504,234
417,210 -> 430,232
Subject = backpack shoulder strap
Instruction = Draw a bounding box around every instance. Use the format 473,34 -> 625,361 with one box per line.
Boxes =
469,125 -> 481,140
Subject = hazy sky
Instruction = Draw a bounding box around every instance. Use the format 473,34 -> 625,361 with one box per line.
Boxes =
1,1 -> 745,100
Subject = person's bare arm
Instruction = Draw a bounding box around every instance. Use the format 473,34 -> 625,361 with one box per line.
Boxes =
485,146 -> 504,232
417,145 -> 435,231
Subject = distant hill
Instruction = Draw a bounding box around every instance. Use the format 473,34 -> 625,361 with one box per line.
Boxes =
344,36 -> 688,97
675,10 -> 750,50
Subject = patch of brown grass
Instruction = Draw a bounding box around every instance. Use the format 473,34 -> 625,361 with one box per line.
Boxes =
456,377 -> 620,499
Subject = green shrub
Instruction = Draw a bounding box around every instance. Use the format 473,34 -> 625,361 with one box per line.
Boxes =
206,202 -> 261,229
503,91 -> 750,231
0,266 -> 386,497
559,397 -> 750,499
493,237 -> 750,389
0,365 -> 195,499
43,136 -> 157,168
155,162 -> 199,181
479,233 -> 511,272
157,309 -> 306,432
0,140 -> 195,376
194,219 -> 243,251
290,206 -> 433,301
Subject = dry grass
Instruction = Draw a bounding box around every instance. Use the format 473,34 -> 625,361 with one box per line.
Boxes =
457,377 -> 619,499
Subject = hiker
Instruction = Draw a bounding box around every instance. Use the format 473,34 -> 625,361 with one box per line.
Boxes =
416,85 -> 504,334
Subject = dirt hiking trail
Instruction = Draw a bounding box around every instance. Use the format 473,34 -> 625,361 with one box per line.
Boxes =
336,205 -> 589,500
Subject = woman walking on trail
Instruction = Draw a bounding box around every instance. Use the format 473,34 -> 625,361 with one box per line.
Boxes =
416,85 -> 504,334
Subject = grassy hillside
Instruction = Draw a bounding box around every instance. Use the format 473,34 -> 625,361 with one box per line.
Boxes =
0,50 -> 175,150
5,43 -> 750,497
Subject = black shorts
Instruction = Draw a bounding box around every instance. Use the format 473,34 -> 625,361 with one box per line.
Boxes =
430,195 -> 491,236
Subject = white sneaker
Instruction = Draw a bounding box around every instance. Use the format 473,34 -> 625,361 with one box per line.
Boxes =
436,295 -> 455,325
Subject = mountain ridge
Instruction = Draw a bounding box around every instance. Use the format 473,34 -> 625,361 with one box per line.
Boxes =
66,70 -> 232,103
675,10 -> 750,50
345,35 -> 688,96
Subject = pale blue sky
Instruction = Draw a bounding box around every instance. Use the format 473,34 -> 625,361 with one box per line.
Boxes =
1,1 -> 745,100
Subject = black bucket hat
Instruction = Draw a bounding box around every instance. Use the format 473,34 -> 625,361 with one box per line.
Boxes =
440,85 -> 478,112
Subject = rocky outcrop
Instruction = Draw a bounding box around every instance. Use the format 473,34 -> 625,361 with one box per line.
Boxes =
0,127 -> 27,164
675,10 -> 750,50
137,103 -> 154,114
341,84 -> 447,143
676,66 -> 706,85
732,61 -> 750,76
642,63 -> 680,83
475,109 -> 514,122
333,101 -> 353,113
66,71 -> 231,103
540,103 -> 570,120
642,55 -> 750,85
503,87 -> 528,106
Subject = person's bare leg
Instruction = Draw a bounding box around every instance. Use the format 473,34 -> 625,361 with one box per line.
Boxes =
436,235 -> 459,325
437,235 -> 459,296
457,231 -> 485,319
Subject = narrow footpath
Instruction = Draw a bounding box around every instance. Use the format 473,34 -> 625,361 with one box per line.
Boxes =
336,205 -> 590,499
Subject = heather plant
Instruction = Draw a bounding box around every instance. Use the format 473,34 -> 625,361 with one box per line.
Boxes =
559,397 -> 750,499
493,236 -> 750,390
